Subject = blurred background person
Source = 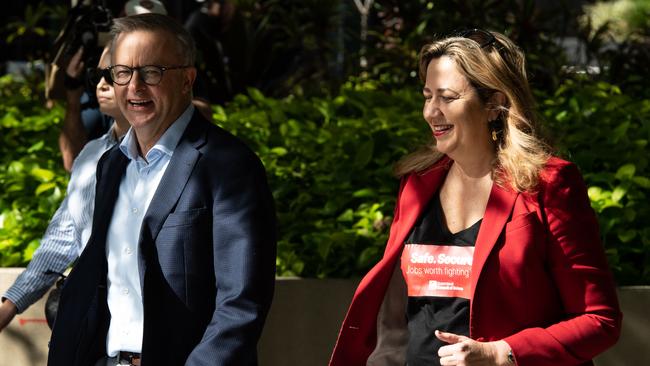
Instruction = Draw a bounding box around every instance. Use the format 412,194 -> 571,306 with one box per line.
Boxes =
185,0 -> 246,103
0,44 -> 129,332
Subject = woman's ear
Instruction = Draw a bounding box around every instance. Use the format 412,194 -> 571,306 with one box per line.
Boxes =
487,91 -> 507,121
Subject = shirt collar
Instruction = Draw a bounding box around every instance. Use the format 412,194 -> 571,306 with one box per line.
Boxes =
98,121 -> 116,144
119,104 -> 195,162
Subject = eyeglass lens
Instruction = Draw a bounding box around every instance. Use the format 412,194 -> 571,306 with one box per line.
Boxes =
111,65 -> 164,86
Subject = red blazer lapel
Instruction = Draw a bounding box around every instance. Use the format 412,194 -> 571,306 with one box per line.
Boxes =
470,183 -> 519,301
386,157 -> 451,258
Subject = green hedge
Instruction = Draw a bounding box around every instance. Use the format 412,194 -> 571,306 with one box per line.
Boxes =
1,75 -> 649,284
543,77 -> 650,285
213,81 -> 428,278
0,74 -> 66,265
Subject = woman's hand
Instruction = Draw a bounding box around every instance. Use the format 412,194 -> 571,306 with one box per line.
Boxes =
65,47 -> 85,80
436,330 -> 514,366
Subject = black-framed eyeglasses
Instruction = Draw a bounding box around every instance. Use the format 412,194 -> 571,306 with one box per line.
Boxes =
456,28 -> 498,49
108,64 -> 191,86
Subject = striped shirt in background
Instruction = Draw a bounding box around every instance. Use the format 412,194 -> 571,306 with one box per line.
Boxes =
3,124 -> 119,312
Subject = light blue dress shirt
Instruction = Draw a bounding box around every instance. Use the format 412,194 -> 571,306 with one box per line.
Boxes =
105,105 -> 194,356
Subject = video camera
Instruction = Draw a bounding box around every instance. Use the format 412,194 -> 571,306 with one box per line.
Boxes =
45,1 -> 114,100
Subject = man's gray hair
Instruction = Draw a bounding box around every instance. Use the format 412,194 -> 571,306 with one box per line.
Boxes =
110,13 -> 196,65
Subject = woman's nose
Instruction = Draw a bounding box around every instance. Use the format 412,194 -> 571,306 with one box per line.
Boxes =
97,77 -> 110,90
424,100 -> 442,120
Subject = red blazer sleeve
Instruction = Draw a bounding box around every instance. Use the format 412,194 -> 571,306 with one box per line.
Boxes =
504,162 -> 622,365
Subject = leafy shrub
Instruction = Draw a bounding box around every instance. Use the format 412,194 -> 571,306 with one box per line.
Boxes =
1,72 -> 649,284
0,74 -> 66,266
543,77 -> 650,285
214,81 -> 428,277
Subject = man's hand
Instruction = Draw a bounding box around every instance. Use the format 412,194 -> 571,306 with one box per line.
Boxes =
436,330 -> 513,366
0,299 -> 18,333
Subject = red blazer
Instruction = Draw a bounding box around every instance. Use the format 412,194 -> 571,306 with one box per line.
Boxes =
330,156 -> 622,366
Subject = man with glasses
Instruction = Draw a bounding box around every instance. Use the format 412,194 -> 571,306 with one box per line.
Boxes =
47,13 -> 277,366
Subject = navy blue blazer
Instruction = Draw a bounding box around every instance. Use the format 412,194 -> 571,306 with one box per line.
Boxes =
47,110 -> 277,366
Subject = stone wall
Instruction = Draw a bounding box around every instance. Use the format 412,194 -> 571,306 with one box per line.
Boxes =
1,269 -> 647,365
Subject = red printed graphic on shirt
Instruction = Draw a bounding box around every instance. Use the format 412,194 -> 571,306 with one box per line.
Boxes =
401,244 -> 474,299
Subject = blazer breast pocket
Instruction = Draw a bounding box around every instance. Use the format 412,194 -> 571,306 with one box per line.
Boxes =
156,207 -> 211,307
498,211 -> 548,291
162,207 -> 208,228
504,211 -> 539,233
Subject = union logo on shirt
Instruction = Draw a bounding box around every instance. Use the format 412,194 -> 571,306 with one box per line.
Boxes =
401,244 -> 474,299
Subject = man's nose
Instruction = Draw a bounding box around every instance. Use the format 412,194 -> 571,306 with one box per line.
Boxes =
128,70 -> 146,91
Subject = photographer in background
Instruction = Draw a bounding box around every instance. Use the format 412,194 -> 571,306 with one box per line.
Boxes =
49,0 -> 116,171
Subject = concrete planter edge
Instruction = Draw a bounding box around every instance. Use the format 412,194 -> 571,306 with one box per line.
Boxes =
1,269 -> 647,365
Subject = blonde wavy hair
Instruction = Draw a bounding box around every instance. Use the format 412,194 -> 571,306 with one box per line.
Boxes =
394,30 -> 551,192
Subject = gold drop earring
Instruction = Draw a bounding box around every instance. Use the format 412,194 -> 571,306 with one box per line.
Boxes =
489,118 -> 498,141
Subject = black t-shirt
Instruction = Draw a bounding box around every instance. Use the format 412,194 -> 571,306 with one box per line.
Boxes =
401,194 -> 481,366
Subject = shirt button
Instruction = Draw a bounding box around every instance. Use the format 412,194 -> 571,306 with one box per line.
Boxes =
132,207 -> 138,214
124,247 -> 132,255
123,288 -> 129,295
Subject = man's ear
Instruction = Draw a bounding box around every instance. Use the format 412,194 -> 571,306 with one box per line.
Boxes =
487,91 -> 507,121
183,67 -> 197,94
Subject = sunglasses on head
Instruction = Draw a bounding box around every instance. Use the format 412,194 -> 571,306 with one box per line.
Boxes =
455,28 -> 499,49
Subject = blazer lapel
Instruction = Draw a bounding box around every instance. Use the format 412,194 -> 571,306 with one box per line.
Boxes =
385,157 -> 451,260
137,114 -> 207,283
470,183 -> 519,300
90,147 -> 129,252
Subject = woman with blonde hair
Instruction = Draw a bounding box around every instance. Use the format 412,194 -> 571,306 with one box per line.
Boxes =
329,29 -> 621,366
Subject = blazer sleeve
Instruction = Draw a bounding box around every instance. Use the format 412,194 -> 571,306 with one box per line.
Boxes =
185,153 -> 277,366
504,162 -> 622,365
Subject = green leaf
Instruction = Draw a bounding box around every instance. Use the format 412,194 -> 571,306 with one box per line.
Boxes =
337,209 -> 354,222
35,182 -> 57,195
22,239 -> 41,261
353,139 -> 374,168
270,147 -> 288,156
632,176 -> 650,188
247,88 -> 266,104
317,239 -> 331,260
27,140 -> 45,153
588,186 -> 605,201
611,121 -> 630,143
615,164 -> 636,180
357,246 -> 380,269
618,229 -> 637,243
30,168 -> 55,182
291,260 -> 305,276
611,186 -> 627,203
352,188 -> 376,198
